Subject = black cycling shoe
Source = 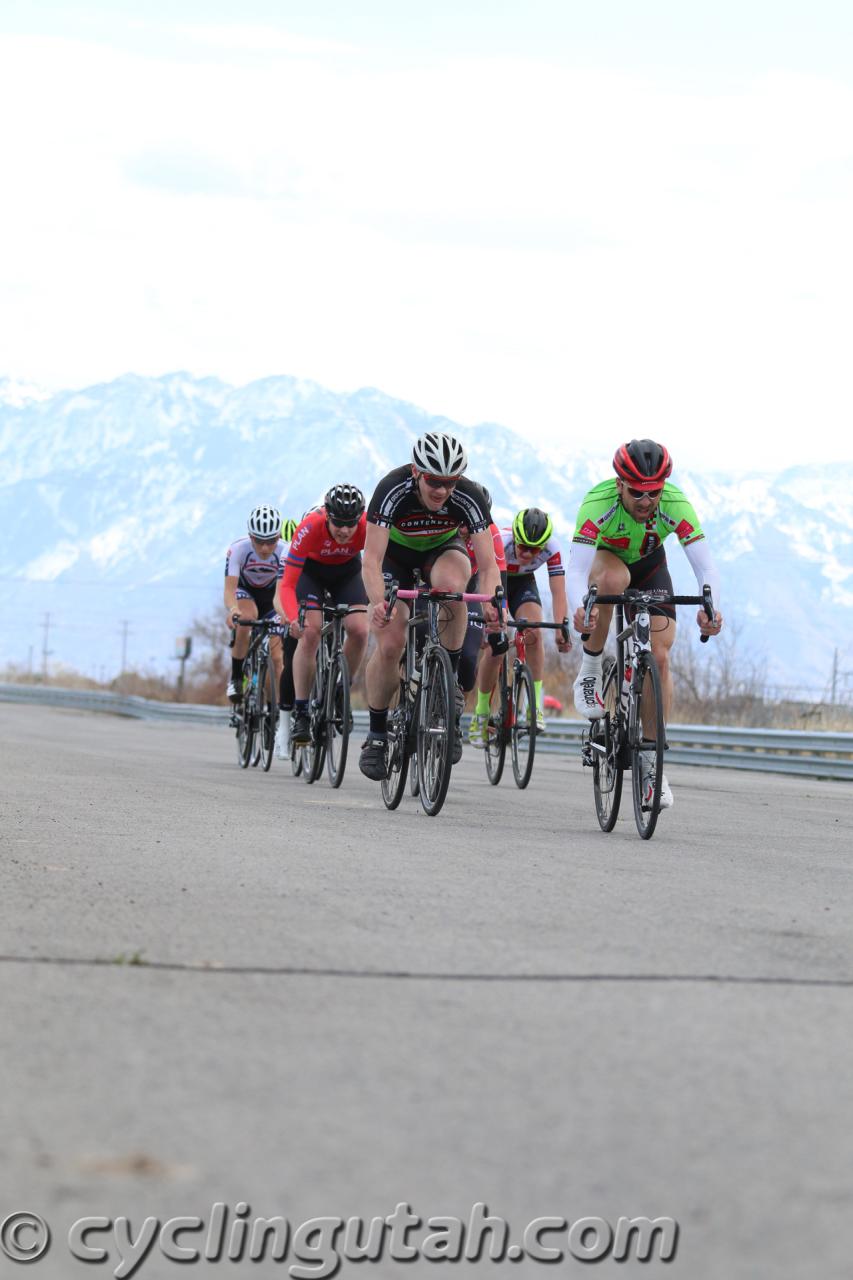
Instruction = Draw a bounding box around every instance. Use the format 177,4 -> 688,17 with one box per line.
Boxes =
358,735 -> 388,781
291,711 -> 311,746
452,720 -> 463,765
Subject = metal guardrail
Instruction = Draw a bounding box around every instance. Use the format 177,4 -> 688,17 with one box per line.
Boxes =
2,683 -> 852,780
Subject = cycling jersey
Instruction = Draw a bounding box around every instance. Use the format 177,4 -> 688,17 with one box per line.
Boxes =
503,531 -> 565,577
466,523 -> 508,574
225,537 -> 287,592
572,480 -> 705,562
279,509 -> 367,620
368,466 -> 491,551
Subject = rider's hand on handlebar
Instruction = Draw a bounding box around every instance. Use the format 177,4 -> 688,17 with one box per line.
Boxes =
288,618 -> 303,639
555,630 -> 572,653
574,603 -> 597,634
697,608 -> 723,637
371,600 -> 395,630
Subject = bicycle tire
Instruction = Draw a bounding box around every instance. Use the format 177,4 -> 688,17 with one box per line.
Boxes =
484,659 -> 508,786
417,645 -> 454,816
258,654 -> 277,772
592,655 -> 623,832
236,654 -> 255,768
303,664 -> 327,785
511,662 -> 536,789
324,651 -> 350,788
408,750 -> 420,797
381,678 -> 411,810
630,651 -> 664,840
290,733 -> 304,777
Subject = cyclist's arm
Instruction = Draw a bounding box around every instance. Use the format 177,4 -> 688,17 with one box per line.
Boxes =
224,574 -> 241,619
363,522 -> 391,606
683,539 -> 721,614
469,527 -> 501,599
275,561 -> 301,623
566,542 -> 596,628
549,571 -> 569,622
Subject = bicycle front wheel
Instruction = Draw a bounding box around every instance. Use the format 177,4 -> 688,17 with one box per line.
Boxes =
484,663 -> 508,786
303,667 -> 327,785
381,679 -> 411,810
417,646 -> 454,816
630,651 -> 665,840
236,658 -> 254,768
592,655 -> 623,832
257,655 -> 277,772
325,652 -> 350,788
511,662 -> 536,788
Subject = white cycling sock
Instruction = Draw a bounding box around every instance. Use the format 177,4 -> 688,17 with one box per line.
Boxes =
579,650 -> 603,677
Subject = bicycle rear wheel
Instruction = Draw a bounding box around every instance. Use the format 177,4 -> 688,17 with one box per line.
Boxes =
325,652 -> 350,788
630,651 -> 664,840
484,663 -> 508,786
257,654 -> 277,772
591,655 -> 623,832
303,666 -> 327,784
381,679 -> 411,810
417,646 -> 454,816
511,662 -> 536,788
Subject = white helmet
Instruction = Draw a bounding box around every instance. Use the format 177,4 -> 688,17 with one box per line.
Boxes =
247,505 -> 281,539
411,431 -> 467,477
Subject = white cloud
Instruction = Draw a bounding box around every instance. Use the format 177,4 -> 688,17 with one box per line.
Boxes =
0,28 -> 851,469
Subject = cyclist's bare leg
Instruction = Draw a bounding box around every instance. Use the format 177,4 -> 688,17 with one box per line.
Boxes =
365,601 -> 411,710
583,549 -> 630,648
342,613 -> 369,679
515,600 -> 544,679
428,548 -> 472,651
269,633 -> 283,685
643,615 -> 676,735
293,610 -> 323,700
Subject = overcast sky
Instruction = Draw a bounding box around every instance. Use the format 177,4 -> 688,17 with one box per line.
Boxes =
2,1 -> 852,470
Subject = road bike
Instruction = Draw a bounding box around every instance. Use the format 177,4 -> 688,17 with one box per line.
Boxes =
482,618 -> 571,789
295,596 -> 365,788
229,617 -> 285,772
381,581 -> 496,816
579,585 -> 714,839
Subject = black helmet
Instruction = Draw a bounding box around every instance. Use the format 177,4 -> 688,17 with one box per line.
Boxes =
512,507 -> 553,548
324,483 -> 365,523
613,439 -> 672,490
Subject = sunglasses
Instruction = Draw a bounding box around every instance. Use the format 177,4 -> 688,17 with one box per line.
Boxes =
328,517 -> 359,529
625,486 -> 663,500
421,474 -> 458,491
251,535 -> 279,546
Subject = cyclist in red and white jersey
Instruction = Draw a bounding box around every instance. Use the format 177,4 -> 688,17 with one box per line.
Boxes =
275,484 -> 369,746
469,508 -> 571,744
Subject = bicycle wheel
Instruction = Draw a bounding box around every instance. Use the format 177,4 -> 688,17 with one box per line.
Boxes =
236,655 -> 255,768
511,662 -> 536,788
417,645 -> 454,816
591,655 -> 623,832
381,679 -> 411,810
408,750 -> 420,796
289,721 -> 304,778
303,666 -> 327,785
630,651 -> 664,840
325,652 -> 350,788
257,654 -> 277,772
484,662 -> 508,786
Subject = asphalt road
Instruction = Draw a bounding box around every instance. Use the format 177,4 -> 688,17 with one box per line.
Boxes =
2,703 -> 852,1280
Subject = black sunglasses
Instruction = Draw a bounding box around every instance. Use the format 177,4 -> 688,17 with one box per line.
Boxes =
251,535 -> 279,545
328,516 -> 360,529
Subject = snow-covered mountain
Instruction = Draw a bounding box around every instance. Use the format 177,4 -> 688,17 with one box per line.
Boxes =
1,371 -> 850,692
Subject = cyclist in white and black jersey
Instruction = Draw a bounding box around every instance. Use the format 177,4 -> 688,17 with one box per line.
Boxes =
224,505 -> 289,747
469,508 -> 571,743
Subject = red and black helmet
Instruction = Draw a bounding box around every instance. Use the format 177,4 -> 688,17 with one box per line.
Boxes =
612,439 -> 672,490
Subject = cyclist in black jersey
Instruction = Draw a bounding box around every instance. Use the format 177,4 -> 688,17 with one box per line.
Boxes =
359,431 -> 501,781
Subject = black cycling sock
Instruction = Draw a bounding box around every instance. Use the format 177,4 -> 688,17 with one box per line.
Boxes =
582,646 -> 604,657
231,657 -> 244,681
446,646 -> 463,674
369,707 -> 388,737
294,699 -> 309,714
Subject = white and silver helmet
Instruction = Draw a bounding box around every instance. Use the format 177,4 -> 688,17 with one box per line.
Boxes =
411,431 -> 468,477
247,505 -> 282,539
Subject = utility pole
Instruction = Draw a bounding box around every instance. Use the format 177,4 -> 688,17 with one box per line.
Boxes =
40,613 -> 53,680
119,620 -> 130,678
831,648 -> 839,704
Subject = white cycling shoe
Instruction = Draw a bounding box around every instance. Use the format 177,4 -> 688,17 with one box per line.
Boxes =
573,670 -> 606,719
640,751 -> 674,809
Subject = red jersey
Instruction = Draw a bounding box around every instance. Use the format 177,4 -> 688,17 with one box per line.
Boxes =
279,509 -> 366,619
466,522 -> 507,574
